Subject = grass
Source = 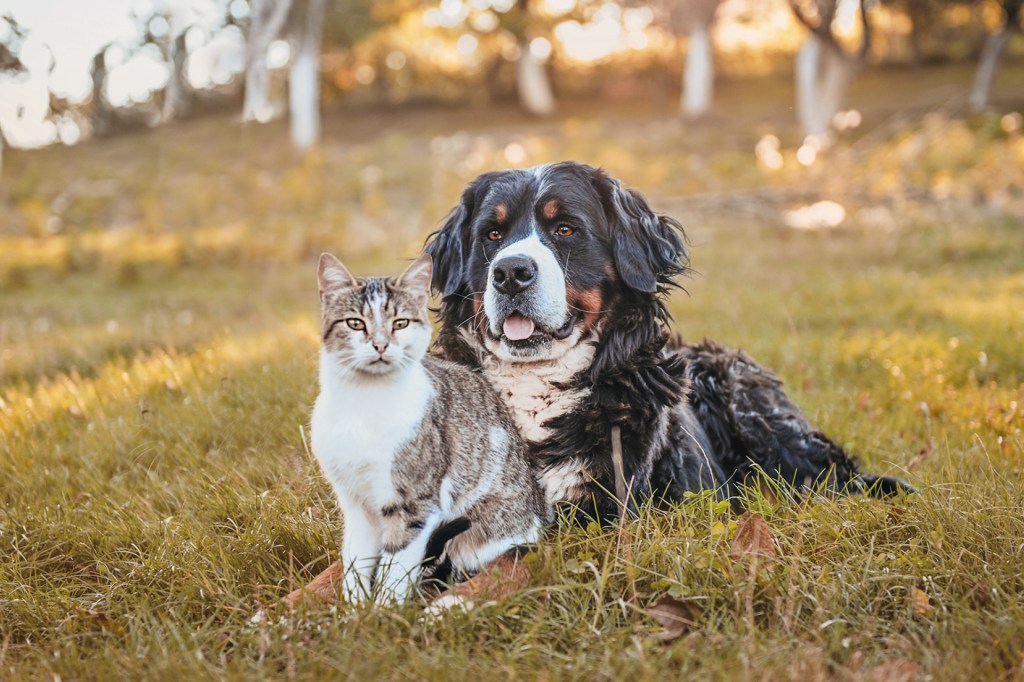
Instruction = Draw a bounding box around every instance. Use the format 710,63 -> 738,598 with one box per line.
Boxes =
2,63 -> 1024,680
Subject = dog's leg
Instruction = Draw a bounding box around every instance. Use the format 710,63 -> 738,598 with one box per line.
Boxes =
428,551 -> 531,612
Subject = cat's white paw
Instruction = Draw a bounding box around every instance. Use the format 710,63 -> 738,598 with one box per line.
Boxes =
424,593 -> 474,618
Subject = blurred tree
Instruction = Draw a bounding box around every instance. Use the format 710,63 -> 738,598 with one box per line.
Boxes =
290,0 -> 329,150
789,0 -> 871,137
665,0 -> 721,119
515,0 -> 555,117
89,44 -> 116,137
131,4 -> 195,122
244,0 -> 293,122
969,0 -> 1022,110
0,13 -> 27,175
164,29 -> 193,121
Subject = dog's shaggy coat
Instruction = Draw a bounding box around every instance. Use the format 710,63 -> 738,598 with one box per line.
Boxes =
426,161 -> 908,520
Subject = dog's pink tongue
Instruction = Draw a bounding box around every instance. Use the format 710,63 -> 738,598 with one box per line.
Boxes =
502,314 -> 535,341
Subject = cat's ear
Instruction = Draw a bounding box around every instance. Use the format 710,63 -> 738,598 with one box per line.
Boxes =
318,252 -> 356,299
396,253 -> 433,297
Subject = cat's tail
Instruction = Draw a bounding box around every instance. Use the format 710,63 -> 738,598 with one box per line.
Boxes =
424,516 -> 472,564
420,516 -> 472,585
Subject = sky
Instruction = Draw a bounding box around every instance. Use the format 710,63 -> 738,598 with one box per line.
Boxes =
1,0 -> 141,145
0,0 -> 244,147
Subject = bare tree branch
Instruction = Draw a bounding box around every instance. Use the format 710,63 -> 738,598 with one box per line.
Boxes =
788,0 -> 841,50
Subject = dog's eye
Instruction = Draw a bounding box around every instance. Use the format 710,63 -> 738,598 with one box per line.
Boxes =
345,318 -> 366,331
392,319 -> 409,330
556,225 -> 575,237
487,229 -> 503,242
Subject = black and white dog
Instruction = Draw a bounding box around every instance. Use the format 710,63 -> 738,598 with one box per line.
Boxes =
426,161 -> 910,520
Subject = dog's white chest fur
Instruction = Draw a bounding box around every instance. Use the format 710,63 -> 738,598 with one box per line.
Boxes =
311,350 -> 433,510
478,342 -> 596,505
479,342 -> 595,444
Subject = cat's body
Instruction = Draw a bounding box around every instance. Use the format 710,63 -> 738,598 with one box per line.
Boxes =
312,253 -> 549,603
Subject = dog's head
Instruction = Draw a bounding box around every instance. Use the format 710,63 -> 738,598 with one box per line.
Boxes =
427,162 -> 688,363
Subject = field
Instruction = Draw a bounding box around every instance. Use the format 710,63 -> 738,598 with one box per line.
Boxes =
2,63 -> 1024,680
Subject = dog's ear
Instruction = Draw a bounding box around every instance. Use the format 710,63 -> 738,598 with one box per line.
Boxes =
425,173 -> 497,297
596,172 -> 688,293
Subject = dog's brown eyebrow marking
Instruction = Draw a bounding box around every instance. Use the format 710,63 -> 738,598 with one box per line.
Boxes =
542,199 -> 560,220
494,204 -> 507,224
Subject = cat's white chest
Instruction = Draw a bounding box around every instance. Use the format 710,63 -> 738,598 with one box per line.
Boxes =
311,352 -> 433,510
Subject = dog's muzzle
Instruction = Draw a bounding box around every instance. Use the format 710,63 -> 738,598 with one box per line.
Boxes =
484,234 -> 570,343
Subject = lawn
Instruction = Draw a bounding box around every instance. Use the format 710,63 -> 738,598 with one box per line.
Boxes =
2,64 -> 1023,680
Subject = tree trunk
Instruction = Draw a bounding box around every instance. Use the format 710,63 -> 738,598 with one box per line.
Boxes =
289,0 -> 327,151
163,31 -> 192,122
969,25 -> 1013,111
91,49 -> 114,136
515,40 -> 555,117
681,23 -> 714,119
794,36 -> 820,134
243,0 -> 293,123
795,35 -> 854,136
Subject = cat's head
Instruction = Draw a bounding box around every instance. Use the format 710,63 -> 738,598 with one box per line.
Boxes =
317,253 -> 433,377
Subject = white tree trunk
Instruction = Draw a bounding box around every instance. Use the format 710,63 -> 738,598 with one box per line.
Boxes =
516,42 -> 555,117
969,26 -> 1013,111
682,24 -> 714,118
289,0 -> 327,151
795,36 -> 821,135
162,32 -> 191,122
795,35 -> 854,136
243,0 -> 293,123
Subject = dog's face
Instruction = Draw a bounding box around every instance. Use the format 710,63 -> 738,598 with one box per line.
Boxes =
428,162 -> 688,362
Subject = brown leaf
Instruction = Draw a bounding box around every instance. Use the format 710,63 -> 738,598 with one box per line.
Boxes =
73,608 -> 125,635
730,512 -> 776,565
868,659 -> 920,682
910,588 -> 932,618
645,596 -> 702,642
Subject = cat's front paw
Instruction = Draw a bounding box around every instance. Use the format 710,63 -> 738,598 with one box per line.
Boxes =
424,592 -> 474,615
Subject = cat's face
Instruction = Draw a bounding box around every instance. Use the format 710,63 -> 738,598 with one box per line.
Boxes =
318,254 -> 433,377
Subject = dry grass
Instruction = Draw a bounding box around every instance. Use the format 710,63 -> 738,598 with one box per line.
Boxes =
2,64 -> 1023,680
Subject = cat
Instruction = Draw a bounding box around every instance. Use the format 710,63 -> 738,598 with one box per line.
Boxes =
310,252 -> 551,604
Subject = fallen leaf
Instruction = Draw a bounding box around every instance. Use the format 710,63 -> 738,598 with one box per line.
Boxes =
73,608 -> 125,635
868,659 -> 920,682
911,588 -> 932,618
730,512 -> 776,565
645,595 -> 702,641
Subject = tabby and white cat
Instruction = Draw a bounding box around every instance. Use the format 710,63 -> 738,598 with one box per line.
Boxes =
312,252 -> 550,604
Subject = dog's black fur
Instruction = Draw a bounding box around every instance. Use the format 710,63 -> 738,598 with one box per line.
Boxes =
426,162 -> 910,520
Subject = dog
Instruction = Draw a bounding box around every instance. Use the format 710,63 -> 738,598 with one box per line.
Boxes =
283,161 -> 909,609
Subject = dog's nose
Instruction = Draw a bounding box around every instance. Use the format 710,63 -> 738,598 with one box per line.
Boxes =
492,255 -> 537,296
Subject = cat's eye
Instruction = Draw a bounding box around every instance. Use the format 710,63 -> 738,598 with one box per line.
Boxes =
345,318 -> 365,331
487,229 -> 503,242
556,224 -> 575,237
393,319 -> 410,330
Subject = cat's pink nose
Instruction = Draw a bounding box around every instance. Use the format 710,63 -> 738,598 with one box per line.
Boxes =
372,340 -> 389,354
